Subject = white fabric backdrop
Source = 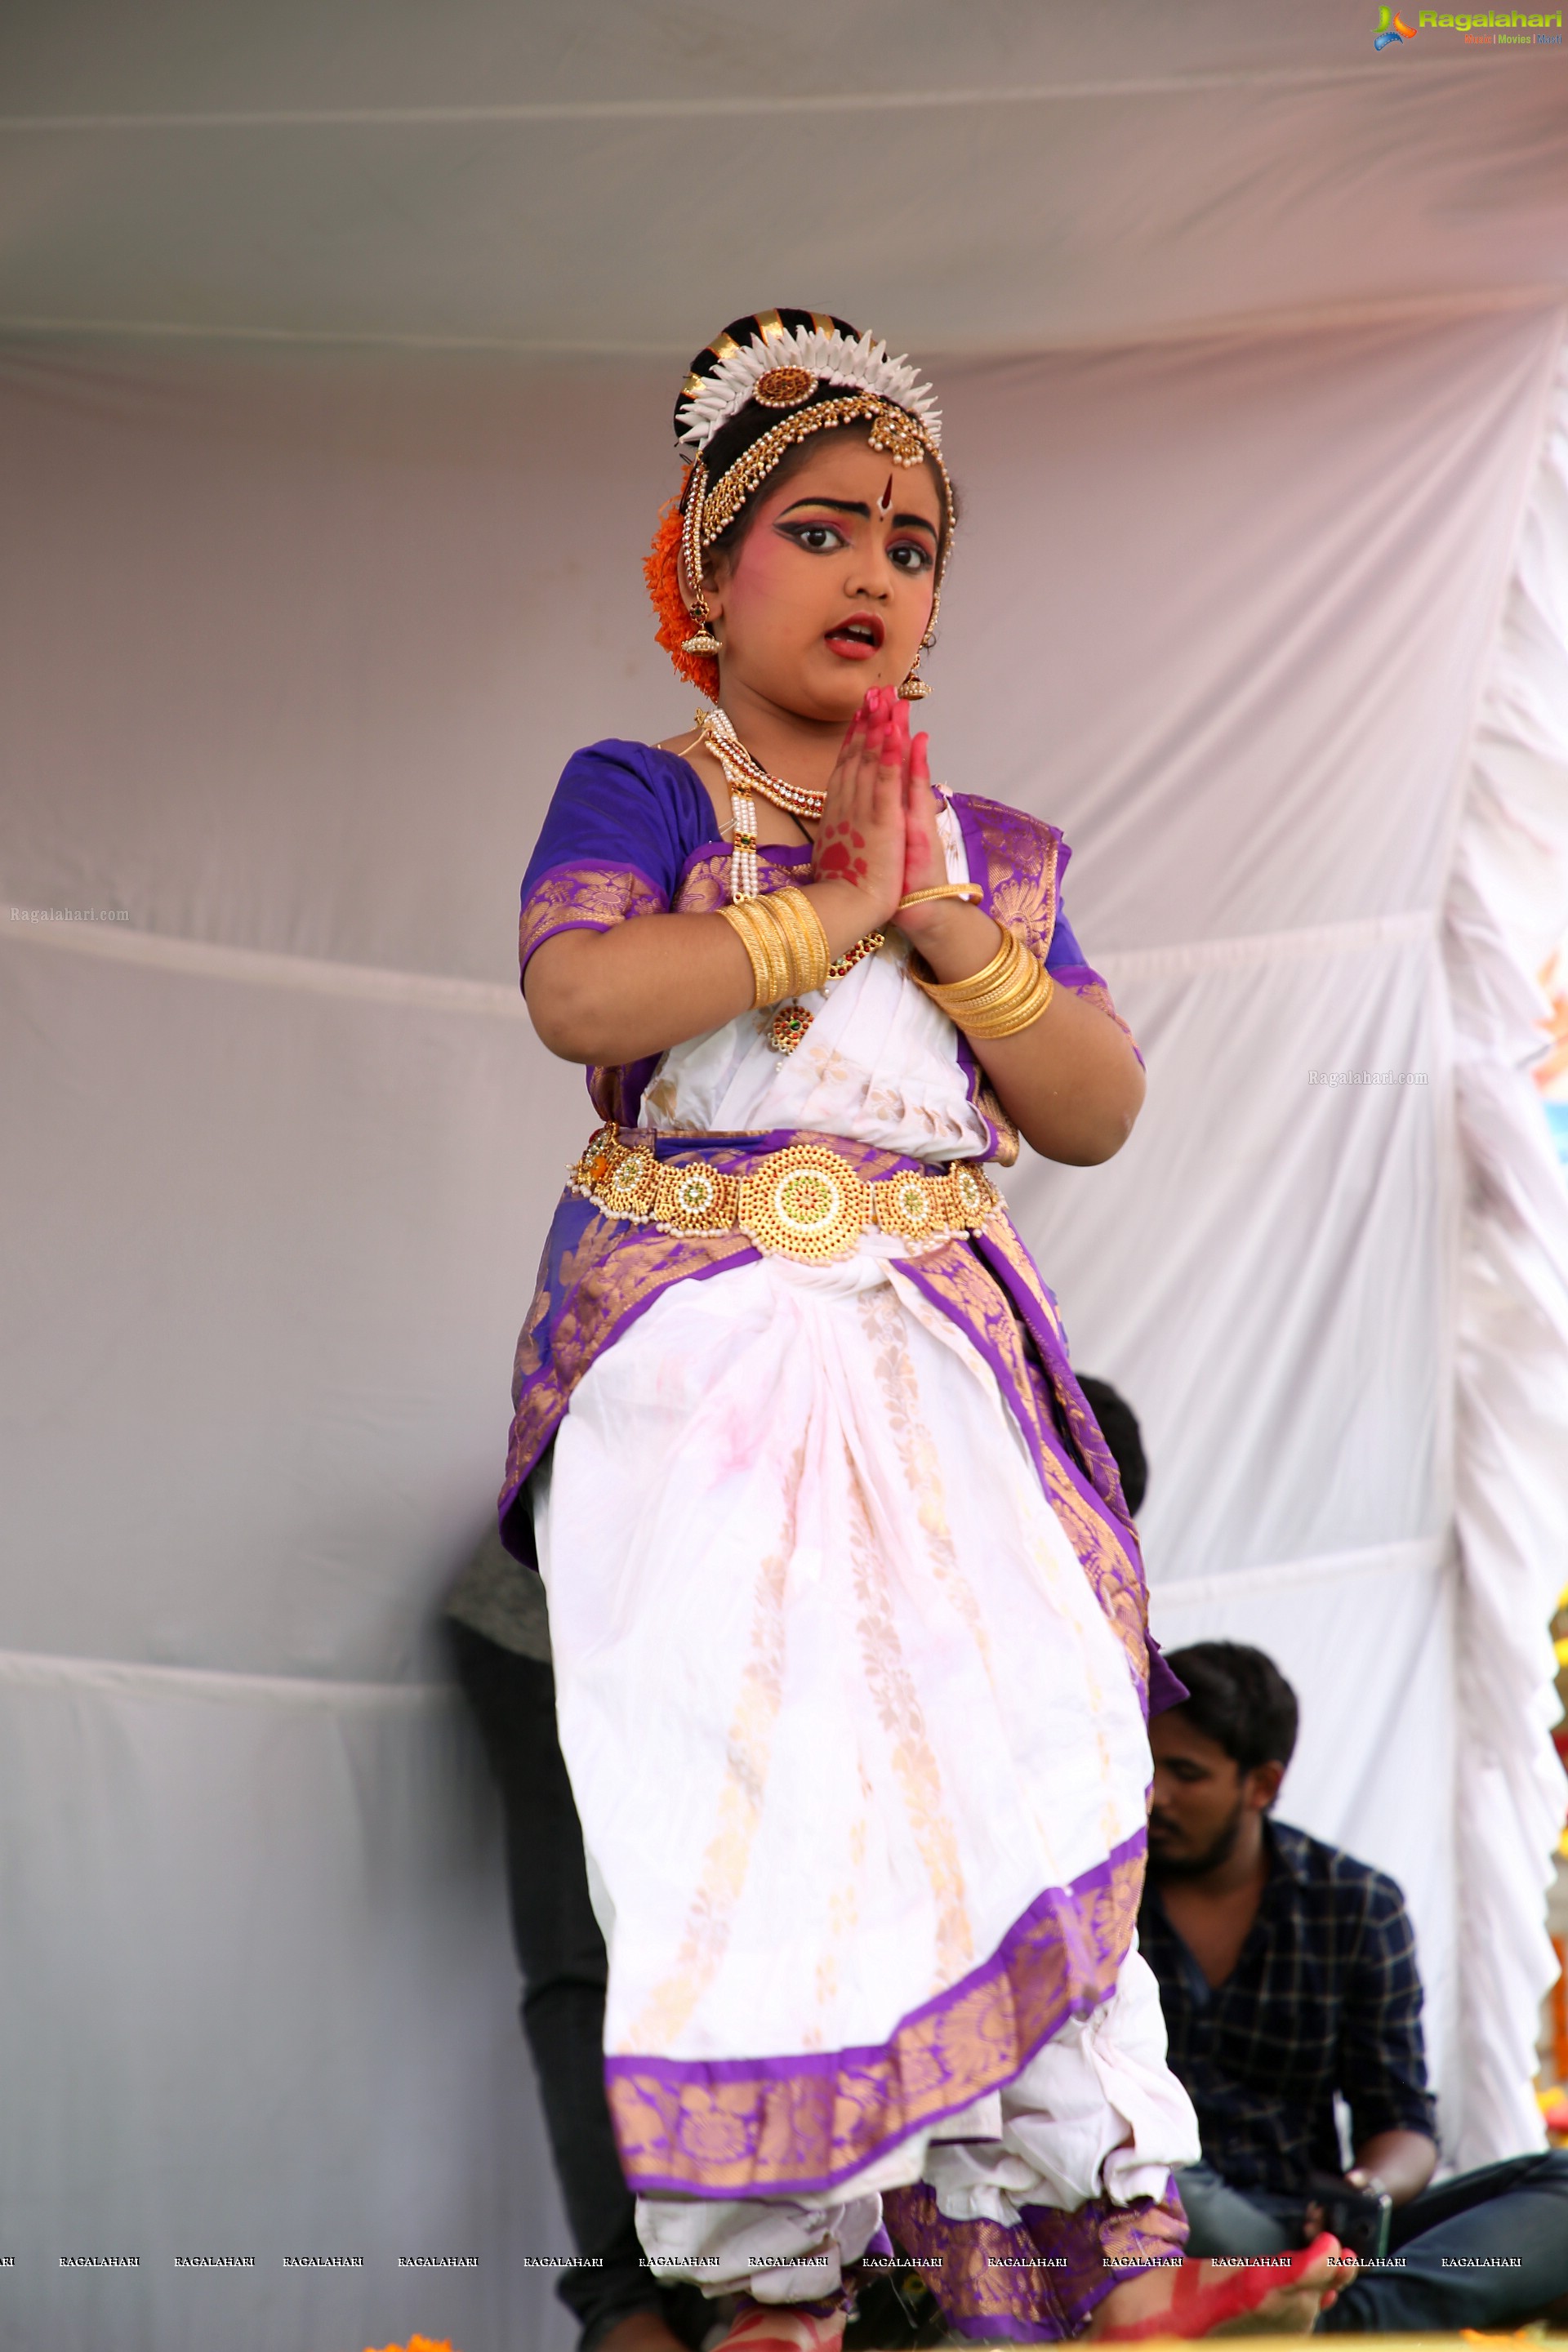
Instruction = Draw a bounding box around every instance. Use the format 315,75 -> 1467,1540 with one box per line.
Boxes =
1445,332 -> 1568,2162
2,302 -> 1566,2348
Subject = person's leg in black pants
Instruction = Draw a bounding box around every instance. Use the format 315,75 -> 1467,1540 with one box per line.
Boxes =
1318,2149 -> 1568,2331
449,1619 -> 711,2352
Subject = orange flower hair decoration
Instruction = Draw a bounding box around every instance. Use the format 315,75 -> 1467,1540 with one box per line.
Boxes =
644,471 -> 719,702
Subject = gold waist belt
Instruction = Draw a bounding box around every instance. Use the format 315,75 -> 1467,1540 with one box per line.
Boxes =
570,1125 -> 1004,1263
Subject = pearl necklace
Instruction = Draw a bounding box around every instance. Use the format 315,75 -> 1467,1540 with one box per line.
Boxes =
687,710 -> 882,1050
691,706 -> 823,906
695,707 -> 827,825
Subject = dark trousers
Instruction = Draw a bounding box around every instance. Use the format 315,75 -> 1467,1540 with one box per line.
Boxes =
1322,2149 -> 1568,2332
450,1619 -> 712,2352
1179,2150 -> 1568,2330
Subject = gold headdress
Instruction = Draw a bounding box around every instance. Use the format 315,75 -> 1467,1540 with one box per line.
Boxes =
651,308 -> 954,701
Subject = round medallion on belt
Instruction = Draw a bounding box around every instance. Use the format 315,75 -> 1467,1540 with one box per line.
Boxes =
878,1175 -> 934,1242
599,1143 -> 658,1219
673,1169 -> 718,1218
775,1165 -> 841,1236
742,1145 -> 867,1260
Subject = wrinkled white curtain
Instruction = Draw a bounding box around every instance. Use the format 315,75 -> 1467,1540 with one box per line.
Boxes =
2,302 -> 1566,2351
1444,334 -> 1568,2163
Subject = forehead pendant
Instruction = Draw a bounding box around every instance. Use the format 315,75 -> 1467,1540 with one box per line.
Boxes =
752,366 -> 817,411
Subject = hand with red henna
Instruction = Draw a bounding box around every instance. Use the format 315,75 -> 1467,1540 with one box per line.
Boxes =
808,684 -> 912,931
891,722 -> 950,912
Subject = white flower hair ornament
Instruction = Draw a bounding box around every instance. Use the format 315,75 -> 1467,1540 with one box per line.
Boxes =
675,323 -> 943,457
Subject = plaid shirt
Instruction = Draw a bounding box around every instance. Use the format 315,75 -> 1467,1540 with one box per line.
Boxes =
1139,1819 -> 1438,2196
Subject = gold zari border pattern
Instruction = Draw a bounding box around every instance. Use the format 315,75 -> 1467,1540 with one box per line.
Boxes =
570,1127 -> 1003,1263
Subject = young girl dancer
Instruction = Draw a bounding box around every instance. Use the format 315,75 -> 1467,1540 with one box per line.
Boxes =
500,310 -> 1344,2348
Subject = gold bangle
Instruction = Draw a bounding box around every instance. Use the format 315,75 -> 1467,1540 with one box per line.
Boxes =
719,889 -> 830,1005
915,924 -> 1055,1038
947,933 -> 1036,1013
913,924 -> 1013,1009
757,905 -> 795,1005
717,901 -> 765,1005
748,895 -> 800,1000
935,939 -> 1030,1015
719,899 -> 790,1006
896,883 -> 984,911
750,899 -> 795,1004
758,885 -> 831,996
951,959 -> 1049,1036
960,965 -> 1055,1039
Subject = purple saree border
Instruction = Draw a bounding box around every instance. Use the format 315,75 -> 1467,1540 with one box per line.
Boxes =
890,1245 -> 1151,1724
497,1232 -> 751,1558
605,1825 -> 1146,2198
611,1827 -> 1140,2091
881,2180 -> 1189,2342
517,853 -> 668,962
675,833 -> 812,884
965,1227 -> 1179,1716
972,1228 -> 1131,1537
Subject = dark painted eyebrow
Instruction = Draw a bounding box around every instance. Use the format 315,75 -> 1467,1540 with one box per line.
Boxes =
777,496 -> 938,537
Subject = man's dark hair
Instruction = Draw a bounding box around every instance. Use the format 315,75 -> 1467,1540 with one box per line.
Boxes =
1077,1376 -> 1147,1517
1162,1641 -> 1299,1776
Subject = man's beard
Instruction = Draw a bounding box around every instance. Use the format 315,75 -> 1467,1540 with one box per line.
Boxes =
1147,1795 -> 1248,1879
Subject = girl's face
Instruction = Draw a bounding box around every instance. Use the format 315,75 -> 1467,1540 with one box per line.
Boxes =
702,430 -> 943,723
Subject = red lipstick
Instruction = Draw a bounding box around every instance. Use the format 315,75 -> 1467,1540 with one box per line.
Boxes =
824,612 -> 884,661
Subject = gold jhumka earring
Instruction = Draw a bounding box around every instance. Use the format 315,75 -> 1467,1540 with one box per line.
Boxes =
898,590 -> 940,701
681,602 -> 721,657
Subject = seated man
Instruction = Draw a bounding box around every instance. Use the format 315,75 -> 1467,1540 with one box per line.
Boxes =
1142,1640 -> 1568,2332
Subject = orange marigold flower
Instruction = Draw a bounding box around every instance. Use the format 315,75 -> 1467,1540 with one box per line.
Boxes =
645,473 -> 719,702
